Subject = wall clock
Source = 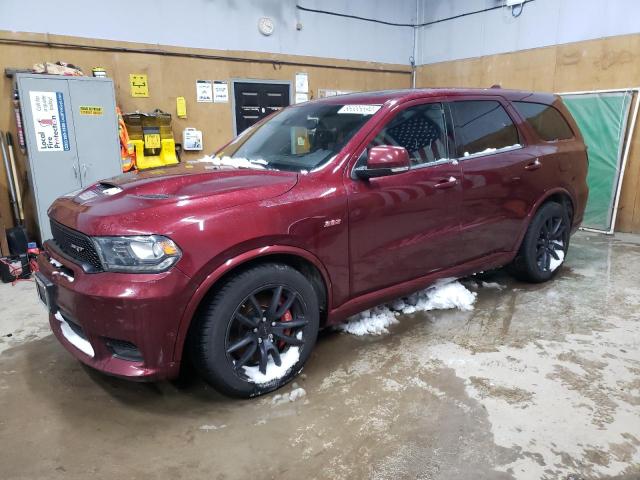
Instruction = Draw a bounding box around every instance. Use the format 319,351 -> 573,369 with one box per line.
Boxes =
258,17 -> 275,36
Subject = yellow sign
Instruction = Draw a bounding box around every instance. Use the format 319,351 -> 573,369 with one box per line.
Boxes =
144,133 -> 161,149
79,106 -> 103,115
129,74 -> 149,97
176,96 -> 187,118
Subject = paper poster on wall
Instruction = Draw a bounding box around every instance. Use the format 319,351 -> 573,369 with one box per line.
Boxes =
295,92 -> 309,104
196,80 -> 213,102
183,128 -> 203,151
213,81 -> 229,103
129,74 -> 149,97
29,91 -> 70,152
295,72 -> 309,93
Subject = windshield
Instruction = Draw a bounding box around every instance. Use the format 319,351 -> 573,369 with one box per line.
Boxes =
216,103 -> 381,172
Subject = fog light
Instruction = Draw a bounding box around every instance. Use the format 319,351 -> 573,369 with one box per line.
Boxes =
105,338 -> 143,362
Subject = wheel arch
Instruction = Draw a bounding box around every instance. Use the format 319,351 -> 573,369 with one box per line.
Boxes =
172,246 -> 332,366
514,188 -> 576,251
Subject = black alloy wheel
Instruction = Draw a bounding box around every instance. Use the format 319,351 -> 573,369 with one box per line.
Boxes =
508,201 -> 571,283
536,215 -> 566,272
191,263 -> 319,397
226,285 -> 308,377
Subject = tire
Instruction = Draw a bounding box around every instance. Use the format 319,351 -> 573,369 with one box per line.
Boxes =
508,201 -> 571,283
190,263 -> 319,398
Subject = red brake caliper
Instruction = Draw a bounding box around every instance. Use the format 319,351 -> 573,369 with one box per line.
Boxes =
278,309 -> 293,350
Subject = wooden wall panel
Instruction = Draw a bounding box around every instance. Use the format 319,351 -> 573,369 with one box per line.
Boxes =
0,31 -> 411,247
417,33 -> 640,233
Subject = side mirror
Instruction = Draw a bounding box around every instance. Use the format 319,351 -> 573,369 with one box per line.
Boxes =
354,145 -> 410,180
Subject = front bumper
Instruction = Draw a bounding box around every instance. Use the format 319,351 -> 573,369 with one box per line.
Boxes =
38,244 -> 195,381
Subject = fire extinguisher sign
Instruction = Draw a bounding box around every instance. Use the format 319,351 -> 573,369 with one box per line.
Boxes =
29,91 -> 70,152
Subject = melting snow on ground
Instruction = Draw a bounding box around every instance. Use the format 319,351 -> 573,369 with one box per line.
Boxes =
199,424 -> 226,431
480,281 -> 505,290
271,383 -> 307,405
242,332 -> 303,384
338,279 -> 477,336
426,320 -> 640,479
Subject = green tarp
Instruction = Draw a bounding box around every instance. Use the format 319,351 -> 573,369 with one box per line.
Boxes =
561,92 -> 633,232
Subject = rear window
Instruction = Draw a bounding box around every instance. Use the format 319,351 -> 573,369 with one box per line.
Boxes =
513,101 -> 574,141
450,100 -> 520,157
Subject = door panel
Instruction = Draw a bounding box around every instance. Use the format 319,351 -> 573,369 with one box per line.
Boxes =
457,149 -> 540,261
347,100 -> 463,296
347,163 -> 462,296
67,79 -> 121,186
233,82 -> 290,135
450,99 -> 541,261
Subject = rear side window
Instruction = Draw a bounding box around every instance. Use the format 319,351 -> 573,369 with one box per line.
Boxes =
513,101 -> 574,141
450,100 -> 520,157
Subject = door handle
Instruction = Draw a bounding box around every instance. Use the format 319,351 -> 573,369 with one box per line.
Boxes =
81,164 -> 88,180
434,176 -> 458,189
72,164 -> 78,179
525,158 -> 542,171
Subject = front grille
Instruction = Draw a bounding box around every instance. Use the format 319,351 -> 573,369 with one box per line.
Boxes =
50,220 -> 103,272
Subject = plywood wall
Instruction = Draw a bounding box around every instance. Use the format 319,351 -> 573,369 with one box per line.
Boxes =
417,33 -> 640,233
0,31 -> 411,249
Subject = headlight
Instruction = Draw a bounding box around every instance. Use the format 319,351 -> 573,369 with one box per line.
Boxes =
92,235 -> 181,273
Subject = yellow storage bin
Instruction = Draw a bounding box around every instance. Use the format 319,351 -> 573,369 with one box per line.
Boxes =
123,110 -> 179,170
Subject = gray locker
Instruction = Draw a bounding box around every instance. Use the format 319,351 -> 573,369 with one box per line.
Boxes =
15,74 -> 121,241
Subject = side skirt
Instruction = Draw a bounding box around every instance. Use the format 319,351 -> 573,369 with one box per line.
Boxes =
326,251 -> 515,326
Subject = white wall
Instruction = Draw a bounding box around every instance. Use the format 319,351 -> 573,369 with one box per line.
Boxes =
0,0 -> 416,65
416,0 -> 640,65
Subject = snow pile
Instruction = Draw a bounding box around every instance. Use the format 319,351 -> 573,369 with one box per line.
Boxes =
480,281 -> 505,290
549,241 -> 565,271
198,155 -> 266,170
242,332 -> 302,384
49,258 -> 63,268
338,279 -> 477,336
54,311 -> 94,357
271,384 -> 307,405
289,386 -> 307,402
338,305 -> 400,336
102,186 -> 122,196
50,258 -> 74,282
397,281 -> 477,314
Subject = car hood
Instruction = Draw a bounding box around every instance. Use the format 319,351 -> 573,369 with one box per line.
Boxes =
48,163 -> 298,235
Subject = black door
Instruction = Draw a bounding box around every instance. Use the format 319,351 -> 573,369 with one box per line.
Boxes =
233,82 -> 290,134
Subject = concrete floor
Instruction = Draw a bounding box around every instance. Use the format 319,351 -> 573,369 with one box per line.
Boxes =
0,231 -> 639,480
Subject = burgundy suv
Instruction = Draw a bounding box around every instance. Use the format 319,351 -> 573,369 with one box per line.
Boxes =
36,88 -> 588,397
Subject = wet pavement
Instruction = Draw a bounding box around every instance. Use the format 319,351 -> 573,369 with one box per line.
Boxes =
0,231 -> 639,480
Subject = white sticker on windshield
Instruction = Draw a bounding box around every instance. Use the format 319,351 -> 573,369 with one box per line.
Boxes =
337,104 -> 381,115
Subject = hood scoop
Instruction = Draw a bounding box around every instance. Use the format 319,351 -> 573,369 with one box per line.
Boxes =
74,182 -> 123,203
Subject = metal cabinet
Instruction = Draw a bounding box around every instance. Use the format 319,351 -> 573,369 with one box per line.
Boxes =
15,74 -> 121,241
